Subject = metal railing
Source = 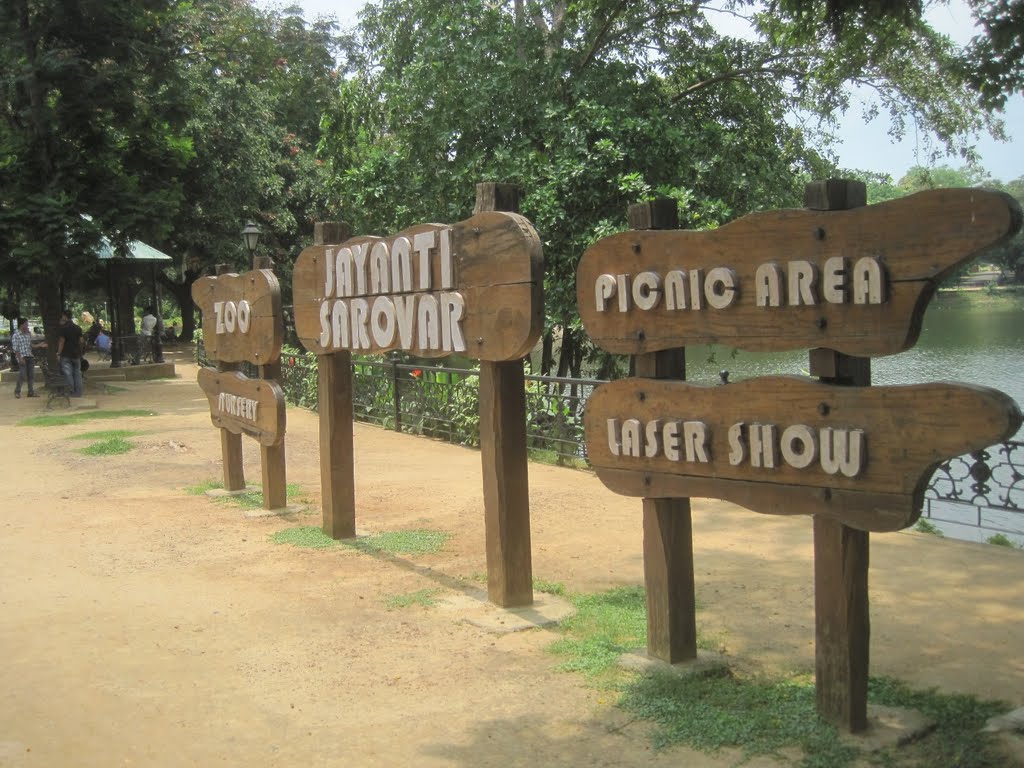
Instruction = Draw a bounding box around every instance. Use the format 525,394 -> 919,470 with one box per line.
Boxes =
197,339 -> 1024,542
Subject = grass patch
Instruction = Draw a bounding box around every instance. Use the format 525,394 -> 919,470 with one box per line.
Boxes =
534,579 -> 566,596
385,588 -> 441,609
344,529 -> 450,556
18,409 -> 155,427
914,518 -> 944,537
67,429 -> 145,441
548,584 -> 1013,767
621,671 -> 858,765
185,479 -> 223,495
270,526 -> 340,549
527,447 -> 590,471
78,436 -> 134,455
986,533 -> 1019,548
548,585 -> 648,680
227,483 -> 304,510
184,479 -> 304,510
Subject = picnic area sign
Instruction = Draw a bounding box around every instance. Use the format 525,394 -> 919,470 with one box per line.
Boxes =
577,189 -> 1020,356
293,212 -> 543,361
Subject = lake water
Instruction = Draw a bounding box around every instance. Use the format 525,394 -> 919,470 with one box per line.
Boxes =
684,295 -> 1024,439
682,293 -> 1024,544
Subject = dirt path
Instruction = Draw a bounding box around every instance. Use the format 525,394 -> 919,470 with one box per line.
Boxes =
2,353 -> 1022,766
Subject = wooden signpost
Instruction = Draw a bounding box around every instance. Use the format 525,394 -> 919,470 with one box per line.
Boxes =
192,260 -> 288,510
294,183 -> 544,607
578,181 -> 1023,731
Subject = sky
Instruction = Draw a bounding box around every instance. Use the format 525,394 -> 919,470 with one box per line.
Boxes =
267,0 -> 1023,183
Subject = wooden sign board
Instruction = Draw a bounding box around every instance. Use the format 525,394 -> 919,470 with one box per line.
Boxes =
577,189 -> 1022,356
192,269 -> 283,365
584,376 -> 1022,532
197,368 -> 286,446
292,211 -> 543,361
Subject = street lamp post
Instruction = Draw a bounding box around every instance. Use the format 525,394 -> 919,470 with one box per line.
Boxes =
241,221 -> 261,262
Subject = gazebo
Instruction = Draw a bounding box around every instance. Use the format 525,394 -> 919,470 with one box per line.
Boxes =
96,237 -> 172,367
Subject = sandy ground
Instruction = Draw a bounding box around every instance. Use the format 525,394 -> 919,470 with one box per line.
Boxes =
1,348 -> 1023,767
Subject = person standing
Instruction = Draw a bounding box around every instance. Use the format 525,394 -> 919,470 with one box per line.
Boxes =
56,309 -> 85,397
140,307 -> 157,337
11,317 -> 39,399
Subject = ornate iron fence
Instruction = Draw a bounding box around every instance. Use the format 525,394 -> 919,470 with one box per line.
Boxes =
922,441 -> 1024,544
197,338 -> 1024,542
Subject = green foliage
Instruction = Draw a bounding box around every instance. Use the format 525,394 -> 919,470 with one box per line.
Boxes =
18,410 -> 155,427
914,518 -> 945,537
384,588 -> 441,608
270,526 -> 340,549
320,0 -> 1000,377
986,533 -> 1018,548
344,529 -> 451,556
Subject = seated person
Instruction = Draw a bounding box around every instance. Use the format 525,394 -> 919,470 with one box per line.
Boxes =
95,332 -> 112,354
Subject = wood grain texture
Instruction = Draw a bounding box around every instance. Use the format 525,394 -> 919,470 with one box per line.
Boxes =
584,376 -> 1021,532
292,212 -> 543,361
192,269 -> 283,365
197,368 -> 287,446
319,351 -> 355,539
578,189 -> 1022,356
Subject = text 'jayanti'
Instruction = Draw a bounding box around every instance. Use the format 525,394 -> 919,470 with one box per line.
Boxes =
317,227 -> 466,353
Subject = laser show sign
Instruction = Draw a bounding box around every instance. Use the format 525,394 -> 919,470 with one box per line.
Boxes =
292,212 -> 543,362
583,376 -> 1021,532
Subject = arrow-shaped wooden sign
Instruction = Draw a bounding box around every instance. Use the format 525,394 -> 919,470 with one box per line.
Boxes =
584,376 -> 1022,532
577,189 -> 1021,356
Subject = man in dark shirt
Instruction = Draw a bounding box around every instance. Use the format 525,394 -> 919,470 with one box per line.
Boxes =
56,309 -> 85,397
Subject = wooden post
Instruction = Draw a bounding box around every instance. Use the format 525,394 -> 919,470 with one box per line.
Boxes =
806,179 -> 870,733
314,222 -> 356,539
215,263 -> 245,491
251,254 -> 288,510
630,200 -> 697,663
475,182 -> 534,608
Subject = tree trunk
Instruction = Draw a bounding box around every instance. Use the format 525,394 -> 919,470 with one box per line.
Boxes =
540,330 -> 554,376
160,270 -> 199,342
35,278 -> 62,371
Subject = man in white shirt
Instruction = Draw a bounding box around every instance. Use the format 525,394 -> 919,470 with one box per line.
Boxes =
140,307 -> 158,337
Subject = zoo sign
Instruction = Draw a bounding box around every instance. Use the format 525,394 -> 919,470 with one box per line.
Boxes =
192,269 -> 283,365
292,212 -> 543,362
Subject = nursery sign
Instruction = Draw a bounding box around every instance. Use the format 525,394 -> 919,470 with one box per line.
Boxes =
292,211 -> 543,361
584,376 -> 1022,532
197,368 -> 286,446
577,189 -> 1021,356
192,269 -> 283,365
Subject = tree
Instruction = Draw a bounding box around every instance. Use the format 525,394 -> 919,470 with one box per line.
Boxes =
155,1 -> 346,340
0,0 -> 193,354
320,0 -> 1000,376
